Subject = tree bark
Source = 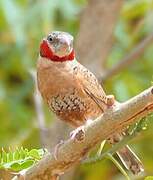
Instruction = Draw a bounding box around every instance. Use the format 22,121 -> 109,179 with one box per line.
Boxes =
76,0 -> 123,76
13,86 -> 153,180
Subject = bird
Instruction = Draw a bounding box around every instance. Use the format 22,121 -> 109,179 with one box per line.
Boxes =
37,31 -> 144,175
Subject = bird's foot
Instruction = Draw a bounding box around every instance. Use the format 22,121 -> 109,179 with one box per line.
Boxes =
70,126 -> 85,142
53,140 -> 64,160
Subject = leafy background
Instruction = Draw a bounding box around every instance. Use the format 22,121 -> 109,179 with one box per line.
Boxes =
0,0 -> 153,179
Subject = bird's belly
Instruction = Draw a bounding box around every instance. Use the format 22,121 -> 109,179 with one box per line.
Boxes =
47,91 -> 102,127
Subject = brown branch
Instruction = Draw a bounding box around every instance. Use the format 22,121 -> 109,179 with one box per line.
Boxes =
13,86 -> 153,180
101,33 -> 153,81
75,0 -> 123,76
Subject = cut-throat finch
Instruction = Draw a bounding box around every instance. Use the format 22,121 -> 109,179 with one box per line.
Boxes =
37,31 -> 144,175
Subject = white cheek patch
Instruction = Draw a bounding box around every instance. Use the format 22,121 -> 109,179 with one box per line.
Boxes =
54,44 -> 71,57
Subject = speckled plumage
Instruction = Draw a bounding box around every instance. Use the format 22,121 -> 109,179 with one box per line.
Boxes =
37,58 -> 107,127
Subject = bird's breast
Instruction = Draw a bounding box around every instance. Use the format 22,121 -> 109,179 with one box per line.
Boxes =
37,58 -> 102,127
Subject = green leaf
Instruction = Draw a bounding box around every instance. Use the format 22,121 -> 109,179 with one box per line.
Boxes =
37,149 -> 48,157
8,150 -> 13,162
1,148 -> 7,163
20,160 -> 34,169
29,149 -> 40,160
1,161 -> 17,169
19,147 -> 26,159
13,149 -> 20,160
10,162 -> 22,171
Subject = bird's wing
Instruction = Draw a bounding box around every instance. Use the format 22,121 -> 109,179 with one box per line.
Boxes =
74,62 -> 108,111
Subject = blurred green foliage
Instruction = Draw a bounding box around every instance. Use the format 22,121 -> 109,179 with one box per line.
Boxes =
0,147 -> 47,171
0,0 -> 153,179
0,0 -> 85,147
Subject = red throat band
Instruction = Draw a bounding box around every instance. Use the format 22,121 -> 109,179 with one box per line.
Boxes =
40,40 -> 75,62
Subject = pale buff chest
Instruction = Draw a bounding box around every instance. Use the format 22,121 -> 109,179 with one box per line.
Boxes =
37,57 -> 105,127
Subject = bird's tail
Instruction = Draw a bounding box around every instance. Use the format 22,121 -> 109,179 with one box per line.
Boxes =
117,145 -> 144,175
108,133 -> 144,175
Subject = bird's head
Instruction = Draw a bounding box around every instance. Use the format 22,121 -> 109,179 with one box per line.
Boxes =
39,31 -> 75,62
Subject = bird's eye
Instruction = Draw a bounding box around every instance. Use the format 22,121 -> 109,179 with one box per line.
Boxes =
47,36 -> 53,42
